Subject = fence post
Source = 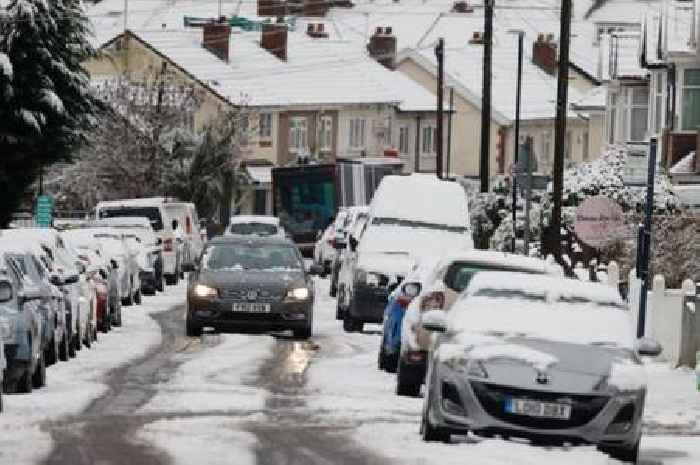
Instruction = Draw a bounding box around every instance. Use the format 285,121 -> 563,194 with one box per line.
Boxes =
679,279 -> 699,368
650,274 -> 665,341
607,261 -> 619,289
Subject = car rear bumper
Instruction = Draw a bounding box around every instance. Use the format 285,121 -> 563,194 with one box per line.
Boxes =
428,368 -> 643,447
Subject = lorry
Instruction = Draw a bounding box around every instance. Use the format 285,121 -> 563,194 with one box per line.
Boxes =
272,158 -> 403,255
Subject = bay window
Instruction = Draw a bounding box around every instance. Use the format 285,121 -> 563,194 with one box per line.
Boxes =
682,69 -> 700,131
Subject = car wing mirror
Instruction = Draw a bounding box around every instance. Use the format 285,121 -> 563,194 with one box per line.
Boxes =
636,337 -> 662,357
348,236 -> 358,252
402,282 -> 421,298
421,310 -> 447,333
111,259 -> 119,270
0,281 -> 13,302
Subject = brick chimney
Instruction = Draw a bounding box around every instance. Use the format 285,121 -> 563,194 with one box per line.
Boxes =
532,33 -> 558,76
258,0 -> 287,17
261,20 -> 288,61
307,23 -> 329,39
303,0 -> 330,16
452,1 -> 474,13
203,21 -> 232,62
367,27 -> 397,70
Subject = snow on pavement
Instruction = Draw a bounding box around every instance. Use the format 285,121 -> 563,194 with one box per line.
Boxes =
0,284 -> 186,465
644,363 -> 700,434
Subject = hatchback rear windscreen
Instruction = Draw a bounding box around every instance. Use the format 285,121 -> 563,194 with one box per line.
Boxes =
99,207 -> 164,231
229,222 -> 279,236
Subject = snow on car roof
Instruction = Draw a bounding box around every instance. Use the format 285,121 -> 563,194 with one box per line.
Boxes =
435,251 -> 557,274
96,217 -> 153,228
229,215 -> 280,225
97,197 -> 171,208
369,174 -> 470,228
466,272 -> 624,305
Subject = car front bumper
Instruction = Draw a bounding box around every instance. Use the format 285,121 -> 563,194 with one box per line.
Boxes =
187,297 -> 312,332
427,367 -> 644,447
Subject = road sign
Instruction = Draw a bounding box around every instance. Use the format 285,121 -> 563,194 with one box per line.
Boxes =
35,194 -> 53,228
574,196 -> 625,248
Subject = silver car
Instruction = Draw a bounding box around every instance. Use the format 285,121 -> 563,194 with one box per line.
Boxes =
420,272 -> 661,464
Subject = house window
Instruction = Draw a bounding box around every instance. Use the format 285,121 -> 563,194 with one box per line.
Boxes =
651,73 -> 665,135
399,126 -> 410,154
259,113 -> 272,139
289,117 -> 308,152
629,87 -> 649,141
682,69 -> 700,131
422,126 -> 437,154
319,116 -> 333,151
348,118 -> 366,149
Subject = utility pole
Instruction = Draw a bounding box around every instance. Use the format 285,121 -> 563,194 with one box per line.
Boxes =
480,0 -> 494,192
447,87 -> 454,178
637,138 -> 658,338
435,38 -> 445,179
523,137 -> 533,255
510,29 -> 525,253
551,0 -> 572,262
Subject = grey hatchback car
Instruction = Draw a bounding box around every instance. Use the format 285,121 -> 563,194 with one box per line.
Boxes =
420,272 -> 661,464
185,236 -> 321,339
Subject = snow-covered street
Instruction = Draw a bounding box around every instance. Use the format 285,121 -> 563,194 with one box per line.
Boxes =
0,278 -> 697,465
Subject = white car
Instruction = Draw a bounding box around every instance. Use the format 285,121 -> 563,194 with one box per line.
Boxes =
396,251 -> 562,396
164,202 -> 204,268
329,206 -> 370,297
226,215 -> 287,238
313,223 -> 336,275
95,198 -> 180,286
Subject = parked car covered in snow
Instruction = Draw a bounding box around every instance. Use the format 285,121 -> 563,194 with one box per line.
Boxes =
226,215 -> 287,238
96,198 -> 180,285
396,252 -> 560,397
419,272 -> 660,464
337,174 -> 473,333
165,202 -> 204,271
0,254 -> 44,393
332,207 -> 369,300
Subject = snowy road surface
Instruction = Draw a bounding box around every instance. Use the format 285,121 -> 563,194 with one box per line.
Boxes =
0,279 -> 698,465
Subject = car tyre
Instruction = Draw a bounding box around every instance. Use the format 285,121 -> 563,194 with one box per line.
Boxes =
598,439 -> 640,464
83,325 -> 91,349
134,289 -> 142,305
46,337 -> 58,366
186,316 -> 201,337
17,367 -> 33,394
335,287 -> 346,321
101,313 -> 112,333
59,334 -> 69,361
421,400 -> 451,443
32,354 -> 46,389
378,344 -> 386,370
157,276 -> 165,292
294,323 -> 313,340
112,304 -> 122,327
396,358 -> 422,397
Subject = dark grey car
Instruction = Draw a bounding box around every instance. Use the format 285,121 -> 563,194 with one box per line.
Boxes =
185,236 -> 321,339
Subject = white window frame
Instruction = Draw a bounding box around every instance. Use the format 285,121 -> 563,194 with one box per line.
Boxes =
289,117 -> 308,153
348,118 -> 366,149
650,72 -> 665,136
319,115 -> 333,151
607,91 -> 618,144
398,126 -> 410,155
681,68 -> 700,132
259,113 -> 272,139
628,86 -> 649,142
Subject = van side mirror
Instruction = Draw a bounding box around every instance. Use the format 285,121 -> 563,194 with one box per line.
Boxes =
636,337 -> 662,357
111,259 -> 119,270
349,236 -> 358,252
156,238 -> 163,246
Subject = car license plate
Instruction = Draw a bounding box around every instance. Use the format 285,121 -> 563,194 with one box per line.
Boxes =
232,303 -> 270,313
505,398 -> 571,420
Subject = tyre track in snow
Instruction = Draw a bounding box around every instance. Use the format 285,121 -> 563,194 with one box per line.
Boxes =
42,304 -> 216,465
248,338 -> 395,465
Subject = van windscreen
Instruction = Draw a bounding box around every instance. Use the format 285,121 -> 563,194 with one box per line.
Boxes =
99,207 -> 164,231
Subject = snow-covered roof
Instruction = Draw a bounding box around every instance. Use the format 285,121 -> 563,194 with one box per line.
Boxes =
96,197 -> 170,208
400,33 -> 585,123
111,28 -> 436,111
670,152 -> 697,174
229,215 -> 279,225
572,84 -> 607,110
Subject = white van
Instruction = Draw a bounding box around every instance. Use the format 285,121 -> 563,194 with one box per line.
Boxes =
337,174 -> 473,332
95,198 -> 181,285
164,202 -> 204,268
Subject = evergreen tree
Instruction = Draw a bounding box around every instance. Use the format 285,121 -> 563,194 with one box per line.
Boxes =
0,0 -> 99,226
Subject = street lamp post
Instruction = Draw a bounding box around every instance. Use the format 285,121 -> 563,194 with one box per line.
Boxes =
509,30 -> 525,254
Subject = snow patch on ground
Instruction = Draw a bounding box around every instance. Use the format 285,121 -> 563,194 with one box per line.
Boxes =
0,284 -> 185,465
140,332 -> 273,414
644,363 -> 700,434
137,417 -> 258,465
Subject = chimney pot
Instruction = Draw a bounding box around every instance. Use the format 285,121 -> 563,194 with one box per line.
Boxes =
375,27 -> 383,35
546,33 -> 555,43
368,25 -> 397,69
532,35 -> 558,75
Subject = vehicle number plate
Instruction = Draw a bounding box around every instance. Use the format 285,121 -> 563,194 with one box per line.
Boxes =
505,398 -> 571,420
232,303 -> 270,313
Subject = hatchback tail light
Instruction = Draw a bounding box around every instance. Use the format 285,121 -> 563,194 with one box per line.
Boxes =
420,291 -> 445,312
163,238 -> 174,252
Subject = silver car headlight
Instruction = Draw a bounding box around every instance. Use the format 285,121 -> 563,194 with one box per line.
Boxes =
194,284 -> 218,298
286,287 -> 310,301
0,316 -> 17,343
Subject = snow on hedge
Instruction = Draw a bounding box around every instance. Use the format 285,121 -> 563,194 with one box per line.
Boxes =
0,52 -> 12,78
